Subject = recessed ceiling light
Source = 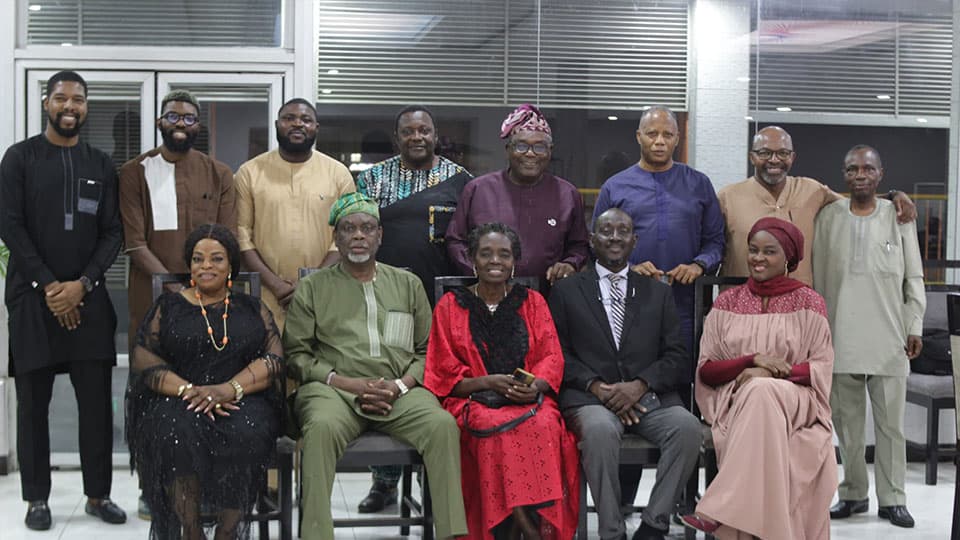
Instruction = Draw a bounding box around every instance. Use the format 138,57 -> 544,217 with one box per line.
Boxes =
744,116 -> 754,121
326,69 -> 339,75
321,89 -> 332,95
736,76 -> 750,82
876,94 -> 891,100
29,4 -> 42,11
776,106 -> 792,112
917,118 -> 928,123
60,42 -> 73,47
607,115 -> 618,121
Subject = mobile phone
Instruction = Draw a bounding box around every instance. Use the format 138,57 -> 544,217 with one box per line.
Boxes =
512,368 -> 536,386
635,391 -> 661,413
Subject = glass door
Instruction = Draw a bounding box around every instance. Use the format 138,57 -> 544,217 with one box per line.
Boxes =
157,73 -> 285,171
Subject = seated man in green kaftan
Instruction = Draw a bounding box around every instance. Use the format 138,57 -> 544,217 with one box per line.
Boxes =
282,192 -> 467,540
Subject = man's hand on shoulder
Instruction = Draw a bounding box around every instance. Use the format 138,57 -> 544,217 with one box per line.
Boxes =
891,191 -> 917,224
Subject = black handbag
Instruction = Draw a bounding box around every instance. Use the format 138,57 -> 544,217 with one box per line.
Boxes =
464,391 -> 543,438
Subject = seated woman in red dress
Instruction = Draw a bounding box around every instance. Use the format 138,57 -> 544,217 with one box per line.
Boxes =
682,217 -> 837,539
424,222 -> 579,540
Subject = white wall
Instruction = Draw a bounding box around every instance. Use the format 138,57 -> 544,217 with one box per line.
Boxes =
689,0 -> 752,189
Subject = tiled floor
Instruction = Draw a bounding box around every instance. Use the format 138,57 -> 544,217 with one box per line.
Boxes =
0,462 -> 955,539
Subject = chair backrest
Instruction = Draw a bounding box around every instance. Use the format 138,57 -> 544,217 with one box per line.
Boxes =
692,276 -> 748,362
434,276 -> 541,304
298,267 -> 321,280
151,272 -> 261,302
947,293 -> 960,436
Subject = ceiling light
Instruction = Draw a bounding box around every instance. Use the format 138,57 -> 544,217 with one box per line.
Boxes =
607,116 -> 618,121
321,89 -> 332,95
60,42 -> 73,47
744,116 -> 754,121
29,4 -> 42,11
876,94 -> 891,100
776,106 -> 792,112
326,69 -> 339,75
736,76 -> 750,82
917,118 -> 928,123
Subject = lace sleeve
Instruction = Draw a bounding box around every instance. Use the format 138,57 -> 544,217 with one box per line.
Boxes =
131,295 -> 174,392
258,300 -> 284,382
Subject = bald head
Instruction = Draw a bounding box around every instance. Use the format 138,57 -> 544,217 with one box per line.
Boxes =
591,208 -> 636,271
638,106 -> 678,130
752,126 -> 793,150
636,106 -> 679,172
749,125 -> 796,186
593,207 -> 634,233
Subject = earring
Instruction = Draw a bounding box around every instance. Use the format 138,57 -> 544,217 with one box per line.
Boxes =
190,278 -> 196,287
784,261 -> 789,276
473,266 -> 478,277
227,278 -> 233,289
511,266 -> 515,279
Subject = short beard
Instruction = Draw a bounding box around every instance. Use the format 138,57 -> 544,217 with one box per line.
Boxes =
160,128 -> 197,153
346,253 -> 371,263
277,132 -> 316,154
758,170 -> 785,186
49,111 -> 85,138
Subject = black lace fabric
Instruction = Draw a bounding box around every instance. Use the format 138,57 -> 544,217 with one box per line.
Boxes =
125,292 -> 284,540
452,284 -> 529,375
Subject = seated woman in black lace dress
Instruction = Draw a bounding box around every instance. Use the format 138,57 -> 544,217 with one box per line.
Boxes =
126,224 -> 283,540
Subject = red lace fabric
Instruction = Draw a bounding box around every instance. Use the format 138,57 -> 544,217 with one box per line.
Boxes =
424,289 -> 580,539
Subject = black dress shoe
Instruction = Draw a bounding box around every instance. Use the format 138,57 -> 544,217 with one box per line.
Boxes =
878,505 -> 915,528
85,498 -> 127,524
829,498 -> 869,519
137,495 -> 151,521
357,482 -> 398,514
631,522 -> 666,540
25,501 -> 52,531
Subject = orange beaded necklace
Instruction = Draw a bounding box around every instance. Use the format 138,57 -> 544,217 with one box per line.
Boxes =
195,284 -> 230,351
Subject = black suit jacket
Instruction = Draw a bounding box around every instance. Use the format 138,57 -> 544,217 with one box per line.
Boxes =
548,266 -> 689,411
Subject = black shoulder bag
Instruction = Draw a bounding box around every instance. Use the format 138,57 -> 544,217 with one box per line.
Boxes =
463,391 -> 543,438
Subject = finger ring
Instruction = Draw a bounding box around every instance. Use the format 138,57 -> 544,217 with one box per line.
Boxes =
215,403 -> 222,409
206,396 -> 213,402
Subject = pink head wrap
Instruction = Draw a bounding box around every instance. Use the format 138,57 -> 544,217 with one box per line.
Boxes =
500,104 -> 552,139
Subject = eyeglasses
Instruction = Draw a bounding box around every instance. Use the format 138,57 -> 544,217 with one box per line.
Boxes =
512,142 -> 551,156
161,111 -> 198,126
338,223 -> 379,236
751,149 -> 794,160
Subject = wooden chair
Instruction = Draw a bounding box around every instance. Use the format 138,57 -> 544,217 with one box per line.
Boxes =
295,267 -> 433,539
150,272 -> 294,540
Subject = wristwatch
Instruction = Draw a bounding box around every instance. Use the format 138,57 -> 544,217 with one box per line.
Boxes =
79,276 -> 94,293
394,378 -> 410,396
691,259 -> 708,273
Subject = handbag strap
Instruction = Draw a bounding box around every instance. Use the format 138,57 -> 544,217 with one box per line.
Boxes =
464,392 -> 543,438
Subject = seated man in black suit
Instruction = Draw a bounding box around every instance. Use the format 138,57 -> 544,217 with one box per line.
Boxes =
549,208 -> 702,540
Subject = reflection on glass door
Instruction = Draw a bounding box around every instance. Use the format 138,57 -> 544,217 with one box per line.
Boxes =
157,73 -> 284,171
26,70 -> 155,463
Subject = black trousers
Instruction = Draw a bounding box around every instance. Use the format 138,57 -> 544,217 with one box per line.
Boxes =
15,360 -> 114,501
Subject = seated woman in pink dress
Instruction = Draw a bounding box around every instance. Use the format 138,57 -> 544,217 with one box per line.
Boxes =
682,217 -> 837,539
424,222 -> 579,540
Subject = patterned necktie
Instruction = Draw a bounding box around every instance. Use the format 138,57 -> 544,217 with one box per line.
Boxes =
607,274 -> 625,348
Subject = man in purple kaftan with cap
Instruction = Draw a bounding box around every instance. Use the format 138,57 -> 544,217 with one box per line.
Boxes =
446,104 -> 589,288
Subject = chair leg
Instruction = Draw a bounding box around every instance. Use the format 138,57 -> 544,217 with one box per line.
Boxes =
422,467 -> 434,540
577,466 -> 588,540
280,449 -> 294,540
400,465 -> 413,536
925,405 -> 940,485
258,493 -> 271,540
